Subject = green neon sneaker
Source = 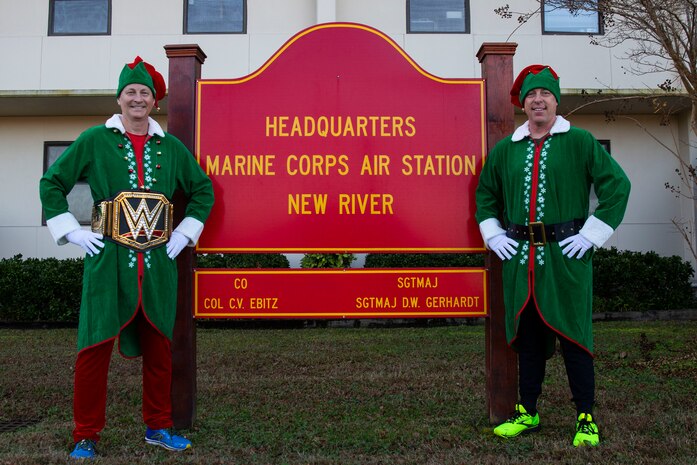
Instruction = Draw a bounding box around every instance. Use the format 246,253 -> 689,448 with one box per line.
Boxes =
573,412 -> 600,447
493,404 -> 541,438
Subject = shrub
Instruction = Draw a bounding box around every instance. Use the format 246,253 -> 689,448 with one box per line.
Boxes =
196,253 -> 290,269
364,253 -> 484,268
0,254 -> 83,322
300,253 -> 355,268
592,247 -> 697,312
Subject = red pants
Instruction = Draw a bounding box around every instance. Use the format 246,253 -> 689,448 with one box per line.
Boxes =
72,311 -> 173,443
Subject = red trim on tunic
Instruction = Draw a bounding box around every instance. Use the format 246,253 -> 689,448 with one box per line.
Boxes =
528,136 -> 546,270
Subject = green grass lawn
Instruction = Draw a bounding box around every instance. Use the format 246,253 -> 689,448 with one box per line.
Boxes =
1,321 -> 695,464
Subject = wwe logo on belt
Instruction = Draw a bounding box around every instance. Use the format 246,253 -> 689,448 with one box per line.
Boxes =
123,198 -> 166,241
93,191 -> 173,252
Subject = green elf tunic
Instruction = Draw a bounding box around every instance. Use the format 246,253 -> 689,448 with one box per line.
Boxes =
40,115 -> 214,357
475,116 -> 630,355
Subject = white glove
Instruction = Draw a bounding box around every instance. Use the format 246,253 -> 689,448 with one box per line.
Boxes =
487,233 -> 519,260
166,231 -> 189,259
66,229 -> 104,256
559,233 -> 593,259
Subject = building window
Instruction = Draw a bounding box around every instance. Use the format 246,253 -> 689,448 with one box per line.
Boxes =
408,0 -> 469,33
43,143 -> 93,226
49,0 -> 110,36
542,0 -> 602,34
185,0 -> 246,34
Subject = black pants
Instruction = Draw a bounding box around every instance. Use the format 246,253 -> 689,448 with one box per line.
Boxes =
517,301 -> 595,415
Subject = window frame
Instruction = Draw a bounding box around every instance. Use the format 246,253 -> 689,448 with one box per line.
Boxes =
598,139 -> 611,153
48,0 -> 111,36
183,0 -> 247,35
541,0 -> 603,35
43,142 -> 93,226
407,0 -> 470,34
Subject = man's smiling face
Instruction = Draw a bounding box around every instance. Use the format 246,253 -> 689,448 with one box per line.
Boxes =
117,84 -> 155,122
523,87 -> 558,131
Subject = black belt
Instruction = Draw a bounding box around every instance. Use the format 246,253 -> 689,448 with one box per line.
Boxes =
506,219 -> 584,246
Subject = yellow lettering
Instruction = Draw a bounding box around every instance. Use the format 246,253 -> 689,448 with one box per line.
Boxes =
288,193 -> 328,215
355,297 -> 397,309
304,116 -> 316,136
249,297 -> 279,309
465,155 -> 476,175
338,193 -> 394,215
393,116 -> 404,136
397,276 -> 439,288
277,116 -> 289,136
380,116 -> 390,136
265,116 -> 277,137
265,115 -> 417,137
360,155 -> 391,176
287,154 -> 349,176
401,154 -> 476,176
405,116 -> 416,137
203,297 -> 222,309
290,117 -> 302,137
425,296 -> 480,308
205,155 -> 220,176
343,117 -> 355,136
221,155 -> 233,175
356,116 -> 368,136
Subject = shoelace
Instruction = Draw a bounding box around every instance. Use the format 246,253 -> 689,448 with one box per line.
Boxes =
577,419 -> 596,434
76,439 -> 95,451
151,429 -> 170,440
507,409 -> 530,424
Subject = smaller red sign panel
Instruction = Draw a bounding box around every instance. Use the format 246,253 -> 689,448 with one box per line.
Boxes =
194,268 -> 487,319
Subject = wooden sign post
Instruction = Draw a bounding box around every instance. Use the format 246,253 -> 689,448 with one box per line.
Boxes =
165,44 -> 207,428
477,42 -> 519,423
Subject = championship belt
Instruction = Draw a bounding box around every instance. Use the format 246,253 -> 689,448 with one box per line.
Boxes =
91,190 -> 173,252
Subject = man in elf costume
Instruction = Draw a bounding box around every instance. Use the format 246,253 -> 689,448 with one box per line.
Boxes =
40,57 -> 214,459
475,65 -> 630,447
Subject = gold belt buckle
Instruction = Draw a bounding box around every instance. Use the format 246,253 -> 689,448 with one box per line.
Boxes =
528,221 -> 546,246
91,201 -> 112,236
91,191 -> 173,252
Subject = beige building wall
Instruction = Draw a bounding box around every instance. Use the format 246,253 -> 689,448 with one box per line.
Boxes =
564,114 -> 689,259
1,0 -> 676,89
0,0 -> 693,268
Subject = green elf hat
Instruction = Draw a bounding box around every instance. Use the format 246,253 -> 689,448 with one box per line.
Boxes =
116,56 -> 167,109
510,64 -> 560,108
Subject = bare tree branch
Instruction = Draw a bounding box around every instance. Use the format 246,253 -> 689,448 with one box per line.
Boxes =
495,0 -> 697,260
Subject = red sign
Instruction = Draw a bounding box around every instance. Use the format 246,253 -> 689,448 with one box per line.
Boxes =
194,268 -> 487,319
195,23 -> 486,253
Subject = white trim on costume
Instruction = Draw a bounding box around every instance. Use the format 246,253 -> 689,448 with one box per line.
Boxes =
174,217 -> 205,246
105,114 -> 165,137
46,212 -> 82,245
579,214 -> 615,248
512,115 -> 571,142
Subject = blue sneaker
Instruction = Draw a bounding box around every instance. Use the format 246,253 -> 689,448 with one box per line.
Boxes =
144,427 -> 192,451
69,439 -> 96,459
